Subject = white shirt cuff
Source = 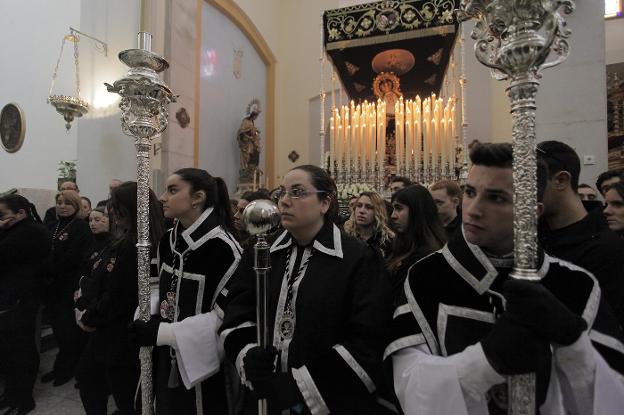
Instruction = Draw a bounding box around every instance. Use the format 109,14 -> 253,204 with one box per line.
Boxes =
156,322 -> 177,347
446,343 -> 505,400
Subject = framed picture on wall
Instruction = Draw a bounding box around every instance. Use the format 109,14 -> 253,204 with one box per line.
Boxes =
0,103 -> 26,153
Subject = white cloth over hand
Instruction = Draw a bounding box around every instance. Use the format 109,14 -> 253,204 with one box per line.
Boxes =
392,332 -> 624,415
156,311 -> 225,390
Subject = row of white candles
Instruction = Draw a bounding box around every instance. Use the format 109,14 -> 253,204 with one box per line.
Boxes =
329,100 -> 387,170
395,94 -> 456,173
328,94 -> 456,175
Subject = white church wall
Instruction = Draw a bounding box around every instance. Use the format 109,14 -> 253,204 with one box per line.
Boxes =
461,4 -> 608,187
199,1 -> 267,193
606,18 -> 624,65
0,0 -> 81,192
76,0 -> 140,203
536,0 -> 608,187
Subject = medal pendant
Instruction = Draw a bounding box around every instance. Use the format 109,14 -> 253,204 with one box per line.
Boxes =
160,292 -> 176,321
279,309 -> 295,340
166,292 -> 176,321
159,300 -> 169,319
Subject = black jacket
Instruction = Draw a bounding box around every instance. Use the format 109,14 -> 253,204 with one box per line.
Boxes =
221,220 -> 390,414
445,214 -> 461,240
155,208 -> 242,414
387,229 -> 624,411
540,207 -> 624,328
80,238 -> 142,366
0,219 -> 52,310
47,215 -> 94,299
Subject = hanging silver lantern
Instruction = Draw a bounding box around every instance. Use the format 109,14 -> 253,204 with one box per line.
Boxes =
47,30 -> 89,131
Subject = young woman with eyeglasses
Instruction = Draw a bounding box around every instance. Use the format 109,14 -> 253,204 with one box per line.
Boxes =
220,165 -> 389,414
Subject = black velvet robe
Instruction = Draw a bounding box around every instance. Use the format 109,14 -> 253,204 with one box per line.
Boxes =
155,207 -> 242,415
221,220 -> 391,414
387,228 -> 624,413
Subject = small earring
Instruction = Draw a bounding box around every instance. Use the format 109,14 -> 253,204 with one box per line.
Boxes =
192,204 -> 198,209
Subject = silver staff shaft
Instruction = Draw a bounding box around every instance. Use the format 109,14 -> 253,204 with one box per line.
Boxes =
254,234 -> 270,415
241,199 -> 281,415
106,31 -> 176,415
254,235 -> 271,349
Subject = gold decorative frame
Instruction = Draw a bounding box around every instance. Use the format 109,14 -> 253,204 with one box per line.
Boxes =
0,103 -> 26,153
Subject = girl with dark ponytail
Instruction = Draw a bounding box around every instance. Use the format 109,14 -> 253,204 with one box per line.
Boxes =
131,168 -> 242,414
0,194 -> 52,414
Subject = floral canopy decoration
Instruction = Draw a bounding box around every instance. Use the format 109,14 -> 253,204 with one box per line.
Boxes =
323,0 -> 459,102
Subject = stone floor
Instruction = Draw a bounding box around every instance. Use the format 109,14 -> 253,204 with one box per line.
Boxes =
29,349 -> 84,415
26,348 -> 115,415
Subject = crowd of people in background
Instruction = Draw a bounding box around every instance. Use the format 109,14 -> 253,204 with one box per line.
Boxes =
1,140 -> 624,414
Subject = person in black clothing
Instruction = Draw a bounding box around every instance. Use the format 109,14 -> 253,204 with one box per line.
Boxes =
0,194 -> 52,415
388,143 -> 624,414
73,206 -> 112,338
42,190 -> 94,386
344,191 -> 394,258
75,182 -> 164,415
578,183 -> 598,201
429,179 -> 462,239
538,140 -> 624,328
220,165 -> 389,414
131,169 -> 242,414
386,185 -> 446,294
234,190 -> 271,244
604,182 -> 624,237
596,169 -> 624,196
389,176 -> 412,195
43,181 -> 79,226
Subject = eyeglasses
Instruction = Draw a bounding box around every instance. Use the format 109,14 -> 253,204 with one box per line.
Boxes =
272,188 -> 327,201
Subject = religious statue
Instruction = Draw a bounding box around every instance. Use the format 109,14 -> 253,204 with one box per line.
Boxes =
237,99 -> 262,182
373,72 -> 402,116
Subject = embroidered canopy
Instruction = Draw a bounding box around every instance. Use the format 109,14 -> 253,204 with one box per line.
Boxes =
323,0 -> 459,102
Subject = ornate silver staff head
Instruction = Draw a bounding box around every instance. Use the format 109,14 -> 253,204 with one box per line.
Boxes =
457,0 -> 576,81
105,32 -> 177,139
242,199 -> 281,236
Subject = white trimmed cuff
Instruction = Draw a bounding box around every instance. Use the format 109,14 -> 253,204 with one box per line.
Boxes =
235,343 -> 257,388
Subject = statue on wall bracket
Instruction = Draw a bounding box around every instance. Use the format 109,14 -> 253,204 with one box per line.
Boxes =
237,99 -> 262,187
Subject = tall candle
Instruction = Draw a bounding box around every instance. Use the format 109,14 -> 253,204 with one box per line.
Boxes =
423,99 -> 431,171
432,101 -> 440,172
330,116 -> 335,169
414,96 -> 421,173
450,103 -> 456,172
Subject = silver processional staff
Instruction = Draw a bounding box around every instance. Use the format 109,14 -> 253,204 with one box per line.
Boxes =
242,199 -> 281,415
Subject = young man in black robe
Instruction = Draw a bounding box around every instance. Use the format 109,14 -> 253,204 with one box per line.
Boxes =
537,140 -> 624,327
387,143 -> 624,414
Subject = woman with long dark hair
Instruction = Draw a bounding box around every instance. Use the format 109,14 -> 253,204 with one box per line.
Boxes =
220,164 -> 389,414
386,185 -> 446,292
131,168 -> 242,414
0,195 -> 51,415
75,182 -> 164,415
43,190 -> 94,386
